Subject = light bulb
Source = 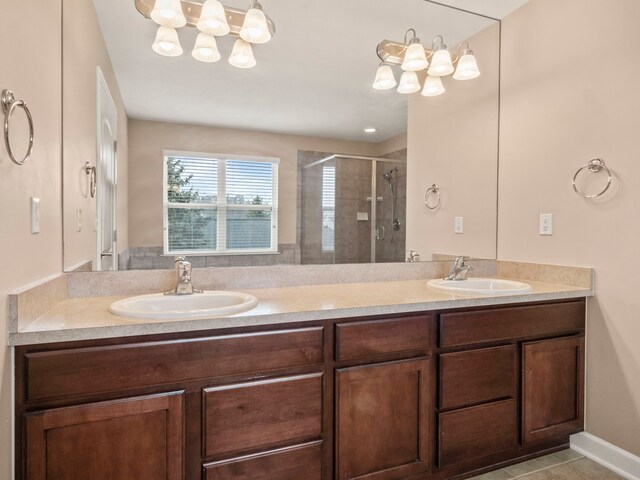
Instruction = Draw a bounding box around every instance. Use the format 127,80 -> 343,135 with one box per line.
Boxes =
240,2 -> 271,44
192,32 -> 221,62
421,76 -> 445,96
150,0 -> 186,28
152,26 -> 183,57
397,71 -> 421,94
454,52 -> 480,80
402,41 -> 429,72
229,38 -> 256,68
428,48 -> 454,76
372,64 -> 397,90
197,0 -> 230,36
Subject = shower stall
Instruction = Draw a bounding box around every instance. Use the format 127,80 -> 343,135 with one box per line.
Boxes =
299,151 -> 407,264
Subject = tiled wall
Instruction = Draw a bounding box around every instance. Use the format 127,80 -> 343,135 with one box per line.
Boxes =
119,244 -> 299,270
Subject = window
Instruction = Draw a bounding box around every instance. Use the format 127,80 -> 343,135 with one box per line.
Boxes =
163,151 -> 279,255
322,165 -> 335,252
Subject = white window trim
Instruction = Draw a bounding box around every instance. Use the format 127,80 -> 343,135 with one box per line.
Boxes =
163,150 -> 279,256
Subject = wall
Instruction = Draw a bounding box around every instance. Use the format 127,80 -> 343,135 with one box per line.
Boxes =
63,0 -> 128,271
499,0 -> 640,456
127,119 -> 387,248
0,0 -> 63,476
406,23 -> 500,261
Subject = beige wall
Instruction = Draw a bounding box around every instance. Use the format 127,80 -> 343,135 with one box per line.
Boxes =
63,0 -> 128,270
0,0 -> 63,476
127,119 -> 390,247
406,23 -> 500,261
499,0 -> 640,456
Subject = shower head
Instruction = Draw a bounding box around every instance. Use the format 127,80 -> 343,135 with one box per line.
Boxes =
382,168 -> 398,184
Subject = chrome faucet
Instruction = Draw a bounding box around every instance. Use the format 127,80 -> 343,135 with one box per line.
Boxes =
405,250 -> 420,263
166,256 -> 202,295
445,256 -> 473,281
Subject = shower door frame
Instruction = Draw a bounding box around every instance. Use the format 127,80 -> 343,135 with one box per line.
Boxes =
304,154 -> 406,263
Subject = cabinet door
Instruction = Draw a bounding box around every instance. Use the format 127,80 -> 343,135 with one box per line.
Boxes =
336,358 -> 431,480
522,336 -> 584,443
24,391 -> 184,480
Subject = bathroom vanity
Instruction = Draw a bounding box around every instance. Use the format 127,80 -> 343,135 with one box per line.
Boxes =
13,296 -> 586,480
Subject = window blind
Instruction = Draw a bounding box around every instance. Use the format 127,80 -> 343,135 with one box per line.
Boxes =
163,151 -> 279,255
322,165 -> 335,252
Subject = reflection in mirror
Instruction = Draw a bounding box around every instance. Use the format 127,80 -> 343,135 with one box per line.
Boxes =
62,0 -> 499,271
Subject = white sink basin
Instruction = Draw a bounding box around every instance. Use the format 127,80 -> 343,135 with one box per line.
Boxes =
109,291 -> 258,320
427,278 -> 532,295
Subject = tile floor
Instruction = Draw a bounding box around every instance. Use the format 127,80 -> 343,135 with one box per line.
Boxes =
469,449 -> 623,480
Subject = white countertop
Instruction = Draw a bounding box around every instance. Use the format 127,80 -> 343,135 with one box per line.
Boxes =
9,278 -> 591,346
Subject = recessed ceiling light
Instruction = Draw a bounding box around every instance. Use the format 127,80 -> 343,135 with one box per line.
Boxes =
364,128 -> 377,133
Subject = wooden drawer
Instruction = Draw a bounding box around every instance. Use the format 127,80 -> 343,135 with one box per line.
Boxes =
203,373 -> 322,458
203,441 -> 322,480
24,327 -> 323,402
335,314 -> 433,361
439,301 -> 585,348
438,399 -> 517,466
440,345 -> 517,409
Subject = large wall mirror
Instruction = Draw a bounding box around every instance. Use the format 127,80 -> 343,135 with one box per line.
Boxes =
62,0 -> 499,271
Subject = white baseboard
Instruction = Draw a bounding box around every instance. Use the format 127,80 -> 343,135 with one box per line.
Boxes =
571,432 -> 640,480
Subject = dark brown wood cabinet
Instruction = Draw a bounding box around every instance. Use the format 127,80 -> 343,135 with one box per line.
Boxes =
336,358 -> 431,480
23,391 -> 184,480
15,299 -> 586,480
522,335 -> 585,443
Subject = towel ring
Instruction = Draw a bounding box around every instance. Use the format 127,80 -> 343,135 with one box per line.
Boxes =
424,184 -> 441,210
572,158 -> 612,199
2,89 -> 34,166
85,162 -> 97,198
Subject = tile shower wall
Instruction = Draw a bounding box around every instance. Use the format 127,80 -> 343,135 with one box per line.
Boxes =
376,149 -> 407,263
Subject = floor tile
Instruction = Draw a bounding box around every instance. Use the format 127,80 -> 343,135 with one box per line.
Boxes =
503,454 -> 563,477
549,449 -> 584,464
467,469 -> 512,480
516,458 -> 624,480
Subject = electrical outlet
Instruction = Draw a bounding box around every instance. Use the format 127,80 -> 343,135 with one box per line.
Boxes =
31,197 -> 40,234
454,216 -> 464,234
539,213 -> 553,235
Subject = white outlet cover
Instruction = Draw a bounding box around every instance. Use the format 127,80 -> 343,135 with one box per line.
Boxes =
539,213 -> 553,235
454,216 -> 464,234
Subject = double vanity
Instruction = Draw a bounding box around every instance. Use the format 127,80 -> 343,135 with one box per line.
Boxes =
9,261 -> 592,480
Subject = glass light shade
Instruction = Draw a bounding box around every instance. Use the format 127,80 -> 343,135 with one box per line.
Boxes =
397,71 -> 421,94
421,75 -> 445,97
401,42 -> 429,71
372,65 -> 397,90
192,33 -> 221,62
152,26 -> 183,57
196,0 -> 230,36
228,38 -> 256,68
150,0 -> 186,28
428,48 -> 455,76
239,5 -> 272,44
453,53 -> 480,80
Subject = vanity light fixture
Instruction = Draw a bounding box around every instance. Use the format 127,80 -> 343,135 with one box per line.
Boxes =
136,0 -> 275,68
373,29 -> 480,96
372,62 -> 397,90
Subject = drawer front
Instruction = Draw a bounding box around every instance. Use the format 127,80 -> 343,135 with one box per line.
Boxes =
203,441 -> 322,480
438,399 -> 517,466
440,301 -> 585,347
203,373 -> 323,458
440,345 -> 517,409
25,327 -> 323,402
336,315 -> 433,361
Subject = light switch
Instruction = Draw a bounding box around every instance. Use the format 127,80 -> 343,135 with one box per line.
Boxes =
31,197 -> 40,234
454,216 -> 464,234
76,208 -> 82,232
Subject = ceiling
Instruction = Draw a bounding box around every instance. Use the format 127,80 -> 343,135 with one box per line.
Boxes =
91,0 -> 525,143
424,0 -> 530,20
